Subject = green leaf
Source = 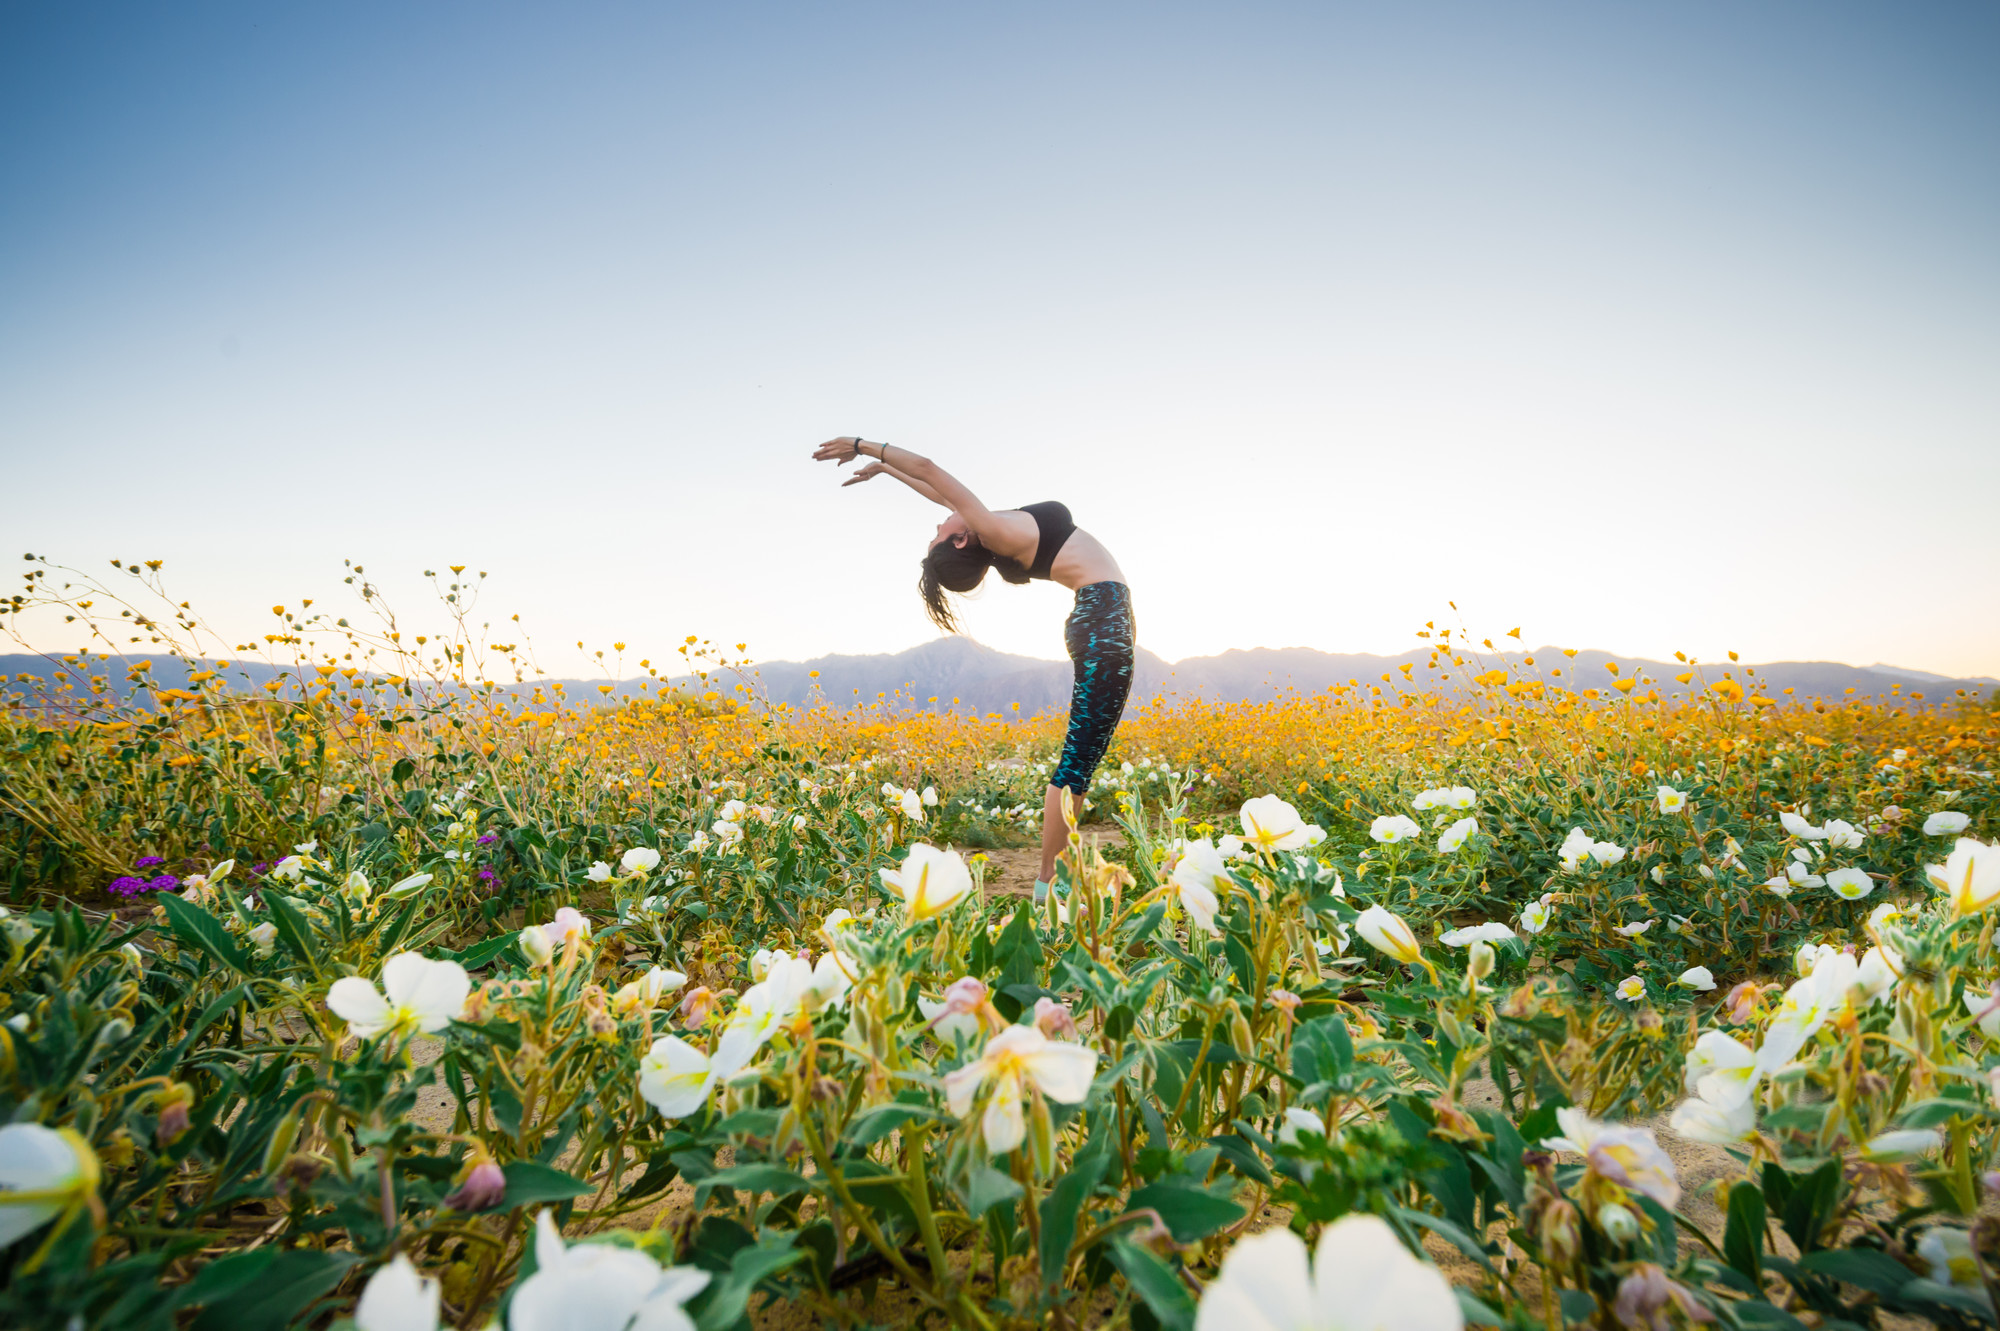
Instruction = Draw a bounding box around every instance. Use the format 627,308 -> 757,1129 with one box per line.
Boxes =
190,1250 -> 357,1331
841,1100 -> 953,1148
1040,1153 -> 1109,1289
1728,1301 -> 1811,1330
1724,1180 -> 1766,1285
1798,1247 -> 1917,1296
694,1232 -> 805,1331
1124,1180 -> 1246,1245
442,932 -> 521,971
1899,1098 -> 1982,1130
1455,1288 -> 1506,1327
158,892 -> 247,971
263,894 -> 319,967
1106,1239 -> 1194,1331
696,1163 -> 812,1205
1893,1277 -> 1996,1318
961,1160 -> 1024,1219
1779,1159 -> 1841,1255
499,1161 -> 592,1211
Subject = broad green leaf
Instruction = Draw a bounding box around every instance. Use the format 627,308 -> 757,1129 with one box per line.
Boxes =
1124,1179 -> 1246,1244
1106,1239 -> 1194,1331
499,1161 -> 592,1211
1723,1180 -> 1765,1285
158,893 -> 247,971
1040,1153 -> 1109,1289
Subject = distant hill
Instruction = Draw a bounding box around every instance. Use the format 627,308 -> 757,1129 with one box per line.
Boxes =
4,642 -> 1991,717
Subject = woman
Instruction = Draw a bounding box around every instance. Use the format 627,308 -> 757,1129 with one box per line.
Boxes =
812,435 -> 1134,896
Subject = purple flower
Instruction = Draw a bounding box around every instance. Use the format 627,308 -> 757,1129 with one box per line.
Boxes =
108,875 -> 149,898
134,856 -> 166,870
477,867 -> 498,883
477,834 -> 498,846
251,862 -> 270,876
148,874 -> 180,893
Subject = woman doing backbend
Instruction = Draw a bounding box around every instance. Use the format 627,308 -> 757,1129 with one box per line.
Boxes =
812,435 -> 1134,897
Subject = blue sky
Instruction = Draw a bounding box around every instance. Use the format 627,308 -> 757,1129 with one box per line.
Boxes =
4,3 -> 1995,675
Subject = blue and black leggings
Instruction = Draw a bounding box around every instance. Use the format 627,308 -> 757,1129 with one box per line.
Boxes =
1051,581 -> 1136,793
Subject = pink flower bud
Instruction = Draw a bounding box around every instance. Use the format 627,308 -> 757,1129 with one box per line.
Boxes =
1033,997 -> 1078,1040
443,1158 -> 508,1212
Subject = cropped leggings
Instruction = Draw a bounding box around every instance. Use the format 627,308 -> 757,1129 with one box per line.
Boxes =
1050,581 -> 1136,794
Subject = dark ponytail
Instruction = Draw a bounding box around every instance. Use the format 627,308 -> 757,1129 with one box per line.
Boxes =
919,540 -> 1029,633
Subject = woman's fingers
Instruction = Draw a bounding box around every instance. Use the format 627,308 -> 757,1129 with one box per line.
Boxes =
813,435 -> 860,462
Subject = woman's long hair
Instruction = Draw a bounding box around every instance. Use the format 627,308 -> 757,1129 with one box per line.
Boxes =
920,539 -> 1029,633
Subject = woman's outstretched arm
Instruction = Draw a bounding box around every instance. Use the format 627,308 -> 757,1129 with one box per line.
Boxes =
813,437 -> 992,523
840,457 -> 950,507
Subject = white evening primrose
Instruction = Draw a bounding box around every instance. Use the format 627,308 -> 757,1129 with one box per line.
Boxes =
1823,819 -> 1865,849
1826,868 -> 1873,901
1940,839 -> 2000,916
637,1035 -> 715,1120
1241,795 -> 1322,851
541,907 -> 592,947
585,861 -> 613,883
1779,811 -> 1826,840
510,1209 -> 710,1331
1368,814 -> 1422,845
1354,906 -> 1424,966
819,909 -> 859,949
613,966 -> 687,1016
1167,838 -> 1229,936
1786,861 -> 1826,890
1194,1213 -> 1462,1331
1445,786 -> 1477,810
1963,986 -> 2000,1041
1542,1107 -> 1680,1208
899,789 -> 924,820
711,819 -> 744,848
1683,1031 -> 1759,1106
1863,1129 -> 1943,1162
619,846 -> 661,875
1668,1094 -> 1756,1146
1614,919 -> 1654,937
921,785 -> 938,807
711,955 -> 812,1076
1866,901 -> 1906,932
1519,898 -> 1552,934
1676,966 -> 1716,991
1438,922 -> 1515,948
354,1254 -> 441,1331
0,1123 -> 97,1252
1616,976 -> 1646,1001
942,1025 -> 1098,1156
326,953 -> 470,1043
248,922 -> 278,959
880,844 -> 973,921
1656,786 -> 1687,815
1925,811 -> 1971,837
1437,817 -> 1477,853
1917,1228 -> 1982,1291
1411,787 -> 1450,811
1276,1106 -> 1327,1146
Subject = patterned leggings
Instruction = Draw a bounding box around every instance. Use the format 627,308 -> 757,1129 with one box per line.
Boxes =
1051,581 -> 1136,793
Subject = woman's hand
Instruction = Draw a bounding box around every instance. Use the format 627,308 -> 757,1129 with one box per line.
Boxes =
841,461 -> 888,487
812,436 -> 864,464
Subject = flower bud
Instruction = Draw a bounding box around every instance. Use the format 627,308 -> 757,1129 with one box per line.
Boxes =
120,942 -> 145,970
262,1111 -> 301,1177
442,1158 -> 507,1212
1539,1197 -> 1583,1266
518,926 -> 553,967
1596,1201 -> 1640,1245
1467,940 -> 1496,980
679,986 -> 721,1027
155,1083 -> 195,1146
1033,997 -> 1079,1041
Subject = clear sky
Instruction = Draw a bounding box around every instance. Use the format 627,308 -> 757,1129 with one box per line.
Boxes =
4,3 -> 1996,677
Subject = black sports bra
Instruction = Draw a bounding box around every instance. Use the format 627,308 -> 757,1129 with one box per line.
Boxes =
1017,501 -> 1076,580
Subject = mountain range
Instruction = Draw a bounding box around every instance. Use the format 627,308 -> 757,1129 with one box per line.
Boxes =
4,642 -> 1992,716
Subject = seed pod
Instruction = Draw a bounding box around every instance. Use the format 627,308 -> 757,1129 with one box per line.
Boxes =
263,1110 -> 301,1179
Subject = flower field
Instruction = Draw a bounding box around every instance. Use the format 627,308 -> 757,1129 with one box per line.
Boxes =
2,561 -> 1998,1330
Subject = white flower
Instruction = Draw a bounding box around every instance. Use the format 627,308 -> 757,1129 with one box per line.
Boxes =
879,844 -> 973,921
1217,834 -> 1248,861
711,819 -> 744,848
326,953 -> 470,1042
1656,786 -> 1687,815
899,789 -> 924,820
638,1035 -> 716,1119
1438,922 -> 1515,948
1167,839 -> 1229,936
1823,820 -> 1864,849
510,1209 -> 710,1331
1616,976 -> 1645,1001
918,996 -> 983,1049
1542,1107 -> 1680,1208
719,799 -> 749,822
1917,1228 -> 1983,1290
803,951 -> 854,1012
1519,899 -> 1552,934
791,814 -> 808,832
711,956 -> 813,1076
614,966 -> 687,1015
1786,861 -> 1826,889
942,1025 -> 1098,1155
1826,868 -> 1873,901
1866,901 -> 1906,932
383,872 -> 434,901
686,830 -> 710,854
1863,1129 -> 1942,1162
1925,811 -> 1971,837
1354,906 -> 1423,966
1964,986 -> 2000,1042
1939,839 -> 2000,916
921,785 -> 938,807
1614,919 -> 1654,937
518,926 -> 554,966
1193,1213 -> 1462,1331
1677,966 -> 1716,991
1683,1031 -> 1759,1106
1669,1094 -> 1756,1146
586,861 -> 613,883
248,922 -> 278,959
819,909 -> 859,948
0,1123 -> 93,1251
1593,841 -> 1627,867
1445,786 -> 1477,810
880,782 -> 900,798
619,847 -> 661,875
1412,787 -> 1451,811
1780,811 -> 1826,840
271,855 -> 306,881
355,1255 -> 441,1331
1368,814 -> 1422,845
1276,1105 -> 1327,1146
1437,817 -> 1477,854
541,907 -> 592,947
1241,795 -> 1323,851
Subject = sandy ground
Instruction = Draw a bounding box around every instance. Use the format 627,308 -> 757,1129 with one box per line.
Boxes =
401,827 -> 1932,1328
